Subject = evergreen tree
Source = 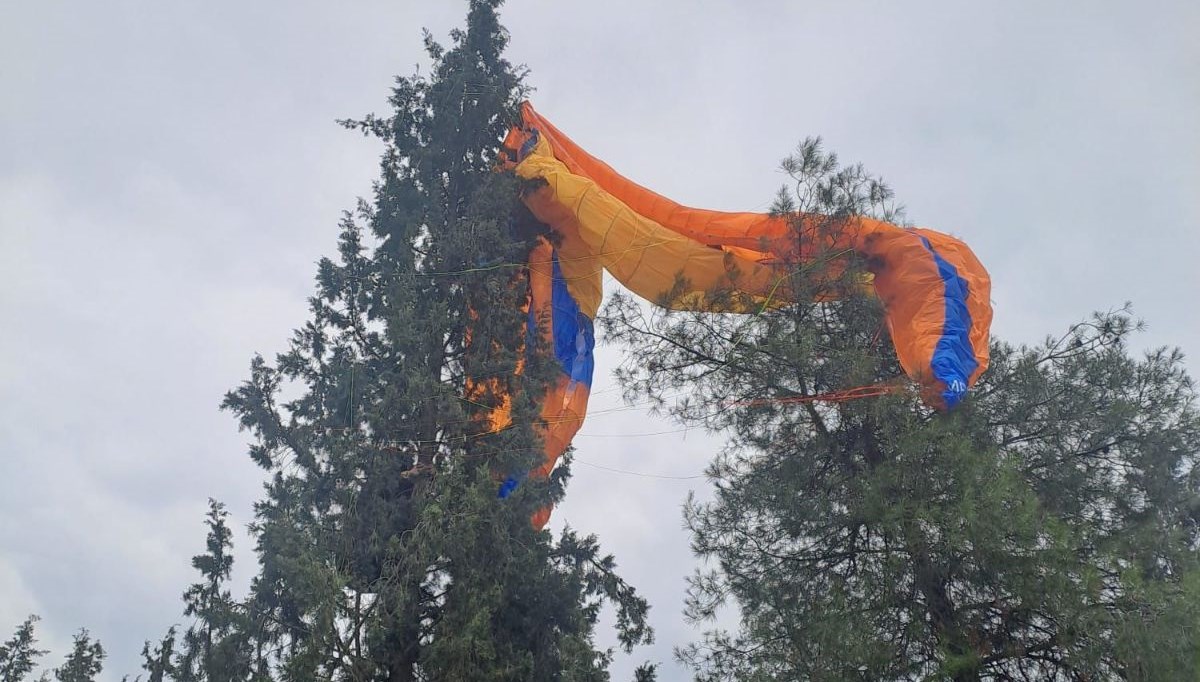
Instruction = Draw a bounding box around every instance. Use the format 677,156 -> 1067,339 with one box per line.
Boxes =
602,139 -> 1200,680
0,617 -> 45,682
215,1 -> 651,680
52,630 -> 104,682
147,500 -> 259,682
137,629 -> 178,682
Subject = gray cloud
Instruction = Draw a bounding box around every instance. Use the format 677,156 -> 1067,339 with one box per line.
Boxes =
2,1 -> 1196,680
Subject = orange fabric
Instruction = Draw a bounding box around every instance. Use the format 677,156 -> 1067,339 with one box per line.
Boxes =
526,239 -> 591,529
494,103 -> 993,529
463,305 -> 515,433
519,103 -> 793,259
466,239 -> 590,529
512,102 -> 992,409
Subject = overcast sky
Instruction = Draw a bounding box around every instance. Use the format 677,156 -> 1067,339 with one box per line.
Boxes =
2,1 -> 1197,680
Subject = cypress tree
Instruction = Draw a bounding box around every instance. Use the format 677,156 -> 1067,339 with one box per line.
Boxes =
158,500 -> 258,682
215,2 -> 652,680
52,630 -> 105,682
0,617 -> 46,682
602,139 -> 1200,680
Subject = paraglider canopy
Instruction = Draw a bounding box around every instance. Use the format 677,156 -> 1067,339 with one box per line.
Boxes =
488,102 -> 993,527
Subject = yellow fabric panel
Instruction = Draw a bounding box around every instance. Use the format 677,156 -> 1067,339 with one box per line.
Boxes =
519,102 -> 791,256
541,206 -> 604,319
516,135 -> 789,312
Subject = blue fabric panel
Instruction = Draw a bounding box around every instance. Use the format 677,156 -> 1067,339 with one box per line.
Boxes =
917,236 -> 977,408
504,250 -> 596,499
497,474 -> 522,499
519,129 -> 540,162
549,253 -> 595,388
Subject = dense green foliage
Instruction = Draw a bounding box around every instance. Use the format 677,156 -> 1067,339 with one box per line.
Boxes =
603,140 -> 1200,680
137,2 -> 654,681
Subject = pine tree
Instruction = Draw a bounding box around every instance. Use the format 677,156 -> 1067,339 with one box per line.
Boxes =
52,630 -> 104,682
0,617 -> 45,682
602,139 -> 1200,680
216,1 -> 651,680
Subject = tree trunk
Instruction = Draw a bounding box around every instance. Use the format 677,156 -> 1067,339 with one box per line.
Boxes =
380,580 -> 423,682
910,540 -> 979,681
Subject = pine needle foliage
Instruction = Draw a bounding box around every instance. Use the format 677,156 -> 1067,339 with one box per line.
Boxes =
602,139 -> 1200,681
